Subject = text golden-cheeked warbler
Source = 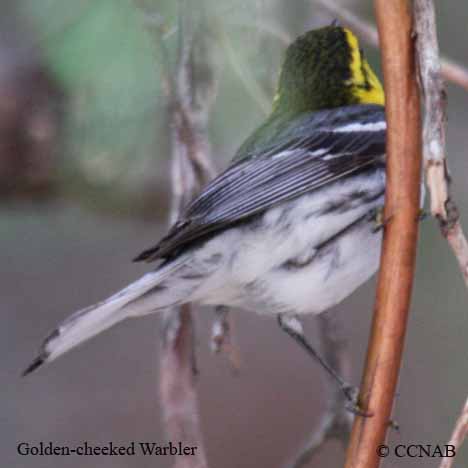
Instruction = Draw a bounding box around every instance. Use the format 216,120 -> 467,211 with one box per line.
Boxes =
25,25 -> 393,406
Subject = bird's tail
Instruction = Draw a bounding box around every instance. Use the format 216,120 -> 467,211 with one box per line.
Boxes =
23,259 -> 190,376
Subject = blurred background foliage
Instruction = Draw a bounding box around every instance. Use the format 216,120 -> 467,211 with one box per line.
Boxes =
5,0 -> 383,216
16,0 -> 164,213
5,0 -> 467,215
3,2 -> 468,467
12,0 -> 256,213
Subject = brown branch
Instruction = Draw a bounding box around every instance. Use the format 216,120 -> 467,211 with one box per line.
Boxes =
285,313 -> 352,468
412,2 -> 468,466
344,1 -> 422,467
312,0 -> 468,92
440,396 -> 468,468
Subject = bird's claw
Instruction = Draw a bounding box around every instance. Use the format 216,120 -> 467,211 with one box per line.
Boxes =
342,385 -> 373,418
369,207 -> 389,233
341,384 -> 400,429
370,208 -> 426,233
418,209 -> 428,222
389,418 -> 400,432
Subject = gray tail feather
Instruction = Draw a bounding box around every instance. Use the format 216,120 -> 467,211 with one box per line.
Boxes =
22,260 -> 186,376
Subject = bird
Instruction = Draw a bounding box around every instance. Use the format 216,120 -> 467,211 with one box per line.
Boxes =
24,24 -> 388,405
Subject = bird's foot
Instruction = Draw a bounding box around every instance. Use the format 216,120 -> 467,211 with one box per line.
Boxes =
418,209 -> 428,222
341,384 -> 372,417
341,384 -> 399,430
370,207 -> 426,233
369,207 -> 392,233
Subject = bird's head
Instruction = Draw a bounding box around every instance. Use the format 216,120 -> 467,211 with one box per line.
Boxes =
272,25 -> 384,115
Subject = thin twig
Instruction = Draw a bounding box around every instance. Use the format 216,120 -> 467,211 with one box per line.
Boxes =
157,3 -> 217,467
344,1 -> 422,467
440,396 -> 468,468
414,0 -> 468,290
285,313 -> 352,468
217,26 -> 272,115
312,0 -> 468,92
141,0 -> 241,374
226,18 -> 292,46
211,306 -> 241,371
412,2 -> 468,466
159,306 -> 208,468
313,0 -> 378,45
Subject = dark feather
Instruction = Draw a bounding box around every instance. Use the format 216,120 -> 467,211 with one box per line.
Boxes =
134,104 -> 386,262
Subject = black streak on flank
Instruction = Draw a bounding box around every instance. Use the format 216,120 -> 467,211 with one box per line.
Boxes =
319,187 -> 385,216
203,253 -> 222,265
179,271 -> 206,280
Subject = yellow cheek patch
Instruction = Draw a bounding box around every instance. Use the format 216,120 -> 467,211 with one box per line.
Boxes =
344,28 -> 385,106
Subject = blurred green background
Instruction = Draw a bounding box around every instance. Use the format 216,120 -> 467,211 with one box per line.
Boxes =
2,1 -> 468,467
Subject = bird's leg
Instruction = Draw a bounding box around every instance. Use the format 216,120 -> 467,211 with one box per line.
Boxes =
277,314 -> 370,417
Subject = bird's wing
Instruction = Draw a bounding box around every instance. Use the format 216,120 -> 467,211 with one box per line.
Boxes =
135,105 -> 386,262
